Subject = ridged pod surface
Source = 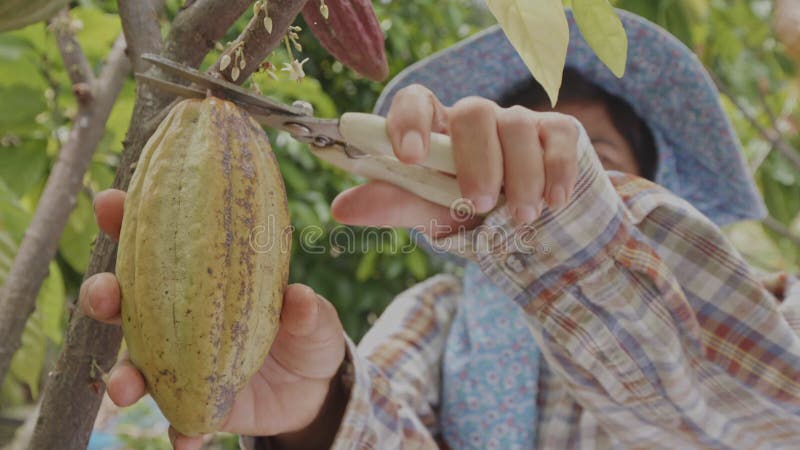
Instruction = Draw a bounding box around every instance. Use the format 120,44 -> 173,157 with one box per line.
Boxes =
116,97 -> 291,436
302,0 -> 389,82
0,0 -> 68,32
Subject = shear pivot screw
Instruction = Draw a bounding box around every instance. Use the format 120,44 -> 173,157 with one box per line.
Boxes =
292,100 -> 314,116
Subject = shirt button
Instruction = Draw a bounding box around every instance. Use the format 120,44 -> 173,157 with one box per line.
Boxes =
505,253 -> 527,273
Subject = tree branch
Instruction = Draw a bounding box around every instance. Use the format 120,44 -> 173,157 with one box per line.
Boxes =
713,75 -> 800,171
163,0 -> 255,68
51,9 -> 94,90
0,17 -> 130,391
117,0 -> 166,74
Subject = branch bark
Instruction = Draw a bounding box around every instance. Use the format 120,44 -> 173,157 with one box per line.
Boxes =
212,0 -> 310,83
28,0 -> 307,448
117,0 -> 165,74
51,9 -> 94,88
163,0 -> 255,68
0,17 -> 130,386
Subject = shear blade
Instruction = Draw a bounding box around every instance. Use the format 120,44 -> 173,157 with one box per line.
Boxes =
141,53 -> 306,117
135,73 -> 206,99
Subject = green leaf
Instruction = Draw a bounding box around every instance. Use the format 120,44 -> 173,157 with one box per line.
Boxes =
252,74 -> 338,118
71,6 -> 122,62
484,0 -> 569,106
102,79 -> 136,154
289,200 -> 321,229
355,248 -> 378,282
572,0 -> 628,77
679,0 -> 709,22
37,261 -> 65,345
277,154 -> 310,193
405,248 -> 428,280
0,177 -> 33,240
0,138 -> 49,197
0,84 -> 46,133
0,34 -> 34,60
8,261 -> 64,398
59,191 -> 97,273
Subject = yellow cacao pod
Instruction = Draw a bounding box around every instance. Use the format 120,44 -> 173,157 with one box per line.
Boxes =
0,0 -> 68,32
116,97 -> 291,436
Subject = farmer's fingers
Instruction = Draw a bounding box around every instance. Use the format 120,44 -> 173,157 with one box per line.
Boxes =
169,427 -> 204,450
107,352 -> 146,407
331,181 -> 478,237
271,284 -> 345,380
78,273 -> 121,325
538,113 -> 579,210
93,189 -> 126,241
496,106 -> 546,223
448,97 -> 503,214
280,284 -> 324,339
386,84 -> 449,164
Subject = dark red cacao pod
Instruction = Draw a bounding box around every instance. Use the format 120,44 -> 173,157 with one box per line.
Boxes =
302,0 -> 389,82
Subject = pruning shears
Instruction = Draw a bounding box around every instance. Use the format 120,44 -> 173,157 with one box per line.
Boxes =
136,54 -> 466,211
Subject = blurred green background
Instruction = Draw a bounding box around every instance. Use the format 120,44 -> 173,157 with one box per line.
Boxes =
1,0 -> 799,448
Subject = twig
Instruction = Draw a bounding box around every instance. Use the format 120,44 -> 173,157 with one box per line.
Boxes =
51,9 -> 94,92
0,18 -> 130,390
211,0 -> 310,83
755,82 -> 779,127
763,215 -> 800,248
713,75 -> 800,171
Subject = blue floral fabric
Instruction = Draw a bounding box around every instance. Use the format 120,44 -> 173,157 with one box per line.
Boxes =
441,262 -> 541,449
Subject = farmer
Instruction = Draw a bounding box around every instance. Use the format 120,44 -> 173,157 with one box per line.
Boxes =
80,10 -> 800,450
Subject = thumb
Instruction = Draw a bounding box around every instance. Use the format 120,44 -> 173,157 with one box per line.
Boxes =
270,284 -> 345,380
331,181 -> 481,237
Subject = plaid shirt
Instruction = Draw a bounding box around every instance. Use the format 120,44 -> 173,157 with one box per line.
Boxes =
242,126 -> 800,449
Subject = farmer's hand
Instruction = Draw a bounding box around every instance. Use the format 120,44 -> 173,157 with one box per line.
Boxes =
331,84 -> 579,235
80,190 -> 347,450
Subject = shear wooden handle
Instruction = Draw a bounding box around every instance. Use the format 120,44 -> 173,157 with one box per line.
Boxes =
339,112 -> 456,175
310,146 -> 464,210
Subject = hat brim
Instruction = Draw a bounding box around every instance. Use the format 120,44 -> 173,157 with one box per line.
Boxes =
374,10 -> 766,227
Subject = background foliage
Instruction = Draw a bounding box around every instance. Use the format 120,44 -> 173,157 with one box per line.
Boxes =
0,0 -> 798,447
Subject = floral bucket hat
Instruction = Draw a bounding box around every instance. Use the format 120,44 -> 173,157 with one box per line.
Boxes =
374,9 -> 766,228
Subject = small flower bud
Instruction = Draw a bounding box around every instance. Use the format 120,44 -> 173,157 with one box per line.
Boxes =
220,54 -> 231,71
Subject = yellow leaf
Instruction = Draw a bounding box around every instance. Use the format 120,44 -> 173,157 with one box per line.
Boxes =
571,0 -> 628,77
484,0 -> 569,107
